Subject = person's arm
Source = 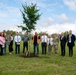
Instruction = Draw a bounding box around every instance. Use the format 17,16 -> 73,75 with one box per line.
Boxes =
40,36 -> 42,42
66,35 -> 68,42
22,36 -> 24,41
14,36 -> 16,42
59,36 -> 61,41
65,36 -> 67,43
18,36 -> 21,42
73,35 -> 75,41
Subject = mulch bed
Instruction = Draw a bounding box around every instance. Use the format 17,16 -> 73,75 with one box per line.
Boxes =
20,53 -> 39,58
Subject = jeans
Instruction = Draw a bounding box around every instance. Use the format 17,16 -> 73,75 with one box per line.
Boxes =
33,44 -> 39,55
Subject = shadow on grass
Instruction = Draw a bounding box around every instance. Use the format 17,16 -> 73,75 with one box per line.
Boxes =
19,53 -> 39,58
19,53 -> 50,59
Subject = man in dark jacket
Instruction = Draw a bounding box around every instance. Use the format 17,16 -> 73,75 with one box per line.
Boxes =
60,32 -> 66,56
22,33 -> 29,55
67,30 -> 75,57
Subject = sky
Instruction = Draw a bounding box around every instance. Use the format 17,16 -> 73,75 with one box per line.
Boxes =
0,0 -> 76,34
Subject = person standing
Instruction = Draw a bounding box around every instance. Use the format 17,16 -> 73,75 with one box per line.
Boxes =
0,32 -> 5,56
41,32 -> 48,54
47,35 -> 53,55
22,33 -> 29,55
60,32 -> 66,56
32,32 -> 40,55
53,33 -> 59,54
67,30 -> 75,57
3,32 -> 7,55
14,32 -> 21,54
8,32 -> 13,54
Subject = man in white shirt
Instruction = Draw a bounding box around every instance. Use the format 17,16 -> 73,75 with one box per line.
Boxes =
14,32 -> 21,54
41,32 -> 48,54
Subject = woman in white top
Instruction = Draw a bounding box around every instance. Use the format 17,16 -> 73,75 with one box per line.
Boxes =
47,35 -> 53,54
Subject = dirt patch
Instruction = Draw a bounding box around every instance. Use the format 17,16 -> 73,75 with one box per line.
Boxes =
20,53 -> 39,58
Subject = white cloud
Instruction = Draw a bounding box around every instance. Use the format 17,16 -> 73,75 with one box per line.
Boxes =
57,13 -> 70,23
0,2 -> 21,18
0,23 -> 22,32
38,17 -> 55,27
0,13 -> 8,18
63,0 -> 76,11
44,17 -> 55,25
6,7 -> 21,17
35,23 -> 76,35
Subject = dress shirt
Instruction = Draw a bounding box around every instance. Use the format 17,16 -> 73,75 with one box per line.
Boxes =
14,35 -> 21,43
61,36 -> 64,40
69,34 -> 72,43
47,38 -> 53,45
41,35 -> 47,42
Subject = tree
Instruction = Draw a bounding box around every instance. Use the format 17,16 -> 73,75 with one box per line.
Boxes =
18,2 -> 41,34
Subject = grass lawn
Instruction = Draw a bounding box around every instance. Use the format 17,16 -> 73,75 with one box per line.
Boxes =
0,41 -> 76,75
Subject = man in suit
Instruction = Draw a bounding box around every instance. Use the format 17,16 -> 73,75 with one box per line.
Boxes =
41,32 -> 48,54
22,33 -> 29,55
60,32 -> 66,56
67,30 -> 75,57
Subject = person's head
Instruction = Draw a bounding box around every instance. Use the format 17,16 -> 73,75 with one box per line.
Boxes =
1,32 -> 4,36
54,33 -> 57,37
24,32 -> 27,36
3,32 -> 6,38
48,35 -> 51,38
0,32 -> 1,36
61,32 -> 64,36
9,32 -> 12,36
69,30 -> 72,35
16,32 -> 18,35
43,32 -> 46,35
35,32 -> 37,36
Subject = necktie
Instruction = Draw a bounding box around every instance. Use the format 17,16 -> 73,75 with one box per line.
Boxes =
17,36 -> 19,42
69,35 -> 71,42
44,36 -> 45,42
61,36 -> 63,40
49,39 -> 50,45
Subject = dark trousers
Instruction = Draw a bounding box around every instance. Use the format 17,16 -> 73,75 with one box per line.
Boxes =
9,41 -> 13,53
68,43 -> 73,57
42,42 -> 47,54
23,42 -> 28,53
61,44 -> 65,56
0,44 -> 3,56
15,43 -> 20,54
33,44 -> 39,55
4,42 -> 6,55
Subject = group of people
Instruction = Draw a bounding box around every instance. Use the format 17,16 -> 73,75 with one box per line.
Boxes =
0,30 -> 75,57
33,30 -> 75,57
